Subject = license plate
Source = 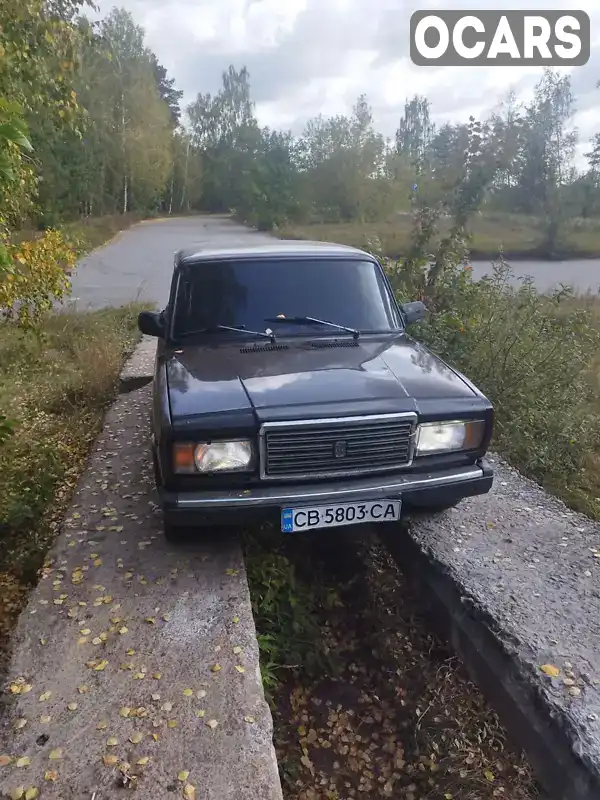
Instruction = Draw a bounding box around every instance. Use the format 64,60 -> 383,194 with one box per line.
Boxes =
281,499 -> 401,533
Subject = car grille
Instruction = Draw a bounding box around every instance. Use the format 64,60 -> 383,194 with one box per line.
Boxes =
260,414 -> 416,480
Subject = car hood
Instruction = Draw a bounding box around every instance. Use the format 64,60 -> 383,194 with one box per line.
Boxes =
165,335 -> 479,423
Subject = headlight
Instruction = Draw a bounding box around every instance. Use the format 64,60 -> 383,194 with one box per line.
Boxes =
415,420 -> 485,456
173,440 -> 253,473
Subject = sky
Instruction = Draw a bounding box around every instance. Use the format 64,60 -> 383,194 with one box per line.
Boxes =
92,0 -> 600,168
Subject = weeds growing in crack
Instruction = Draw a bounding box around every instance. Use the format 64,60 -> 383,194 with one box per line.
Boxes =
241,526 -> 341,701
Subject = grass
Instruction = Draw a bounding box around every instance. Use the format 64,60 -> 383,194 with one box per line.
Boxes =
279,213 -> 600,260
0,304 -> 145,588
10,213 -> 145,259
61,213 -> 143,254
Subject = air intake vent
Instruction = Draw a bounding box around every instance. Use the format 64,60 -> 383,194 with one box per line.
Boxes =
309,339 -> 359,348
240,343 -> 289,353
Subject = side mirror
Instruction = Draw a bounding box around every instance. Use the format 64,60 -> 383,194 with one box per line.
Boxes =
401,301 -> 426,325
138,310 -> 165,338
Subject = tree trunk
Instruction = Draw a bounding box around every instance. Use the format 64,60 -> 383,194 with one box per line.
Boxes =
168,174 -> 174,215
180,139 -> 190,212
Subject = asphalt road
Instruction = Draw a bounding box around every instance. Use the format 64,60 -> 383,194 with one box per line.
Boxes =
68,215 -> 600,311
69,215 -> 276,311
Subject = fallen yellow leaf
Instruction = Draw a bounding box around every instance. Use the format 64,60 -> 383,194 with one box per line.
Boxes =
137,756 -> 150,766
14,719 -> 27,730
211,664 -> 221,673
25,789 -> 39,800
484,770 -> 495,782
39,692 -> 51,702
183,689 -> 193,697
178,770 -> 190,782
540,664 -> 560,678
183,784 -> 196,800
233,646 -> 242,655
97,721 -> 108,730
129,733 -> 144,744
106,738 -> 118,747
49,749 -> 62,761
103,754 -> 118,766
10,787 -> 25,800
235,666 -> 245,674
232,616 -> 240,624
16,757 -> 30,768
40,716 -> 51,724
195,710 -> 205,719
244,715 -> 255,723
67,702 -> 78,711
153,672 -> 162,680
167,720 -> 178,728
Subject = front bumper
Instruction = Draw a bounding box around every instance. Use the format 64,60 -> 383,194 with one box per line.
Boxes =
160,458 -> 493,527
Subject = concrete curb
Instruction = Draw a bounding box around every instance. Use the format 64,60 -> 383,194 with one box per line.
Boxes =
0,339 -> 284,800
382,455 -> 600,800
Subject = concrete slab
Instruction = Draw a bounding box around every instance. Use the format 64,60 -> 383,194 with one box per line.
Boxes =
0,342 -> 283,800
118,335 -> 156,393
383,455 -> 600,800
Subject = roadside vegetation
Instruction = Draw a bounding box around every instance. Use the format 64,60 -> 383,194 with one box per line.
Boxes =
279,213 -> 600,261
0,305 -> 143,645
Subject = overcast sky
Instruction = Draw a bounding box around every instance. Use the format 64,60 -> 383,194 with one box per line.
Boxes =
92,0 -> 600,166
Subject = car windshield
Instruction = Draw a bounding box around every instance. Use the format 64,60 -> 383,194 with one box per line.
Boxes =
171,257 -> 403,338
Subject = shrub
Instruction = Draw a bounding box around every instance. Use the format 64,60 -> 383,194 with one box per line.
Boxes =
0,228 -> 76,325
385,255 -> 600,514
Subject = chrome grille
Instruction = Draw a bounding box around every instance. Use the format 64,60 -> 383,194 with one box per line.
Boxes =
260,414 -> 416,480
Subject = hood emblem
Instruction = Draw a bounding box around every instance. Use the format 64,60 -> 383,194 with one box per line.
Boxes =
334,440 -> 347,458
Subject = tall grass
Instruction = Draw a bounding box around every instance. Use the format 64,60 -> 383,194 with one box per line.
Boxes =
0,304 -> 145,580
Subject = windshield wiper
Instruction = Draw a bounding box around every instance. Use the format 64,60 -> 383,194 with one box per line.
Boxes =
178,325 -> 276,342
264,316 -> 360,339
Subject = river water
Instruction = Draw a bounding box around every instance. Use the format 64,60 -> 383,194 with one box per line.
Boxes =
470,258 -> 600,296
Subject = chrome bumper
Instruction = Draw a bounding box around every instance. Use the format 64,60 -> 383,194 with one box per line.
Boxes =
169,463 -> 487,510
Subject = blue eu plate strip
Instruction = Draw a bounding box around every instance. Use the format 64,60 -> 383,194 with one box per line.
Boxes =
281,508 -> 293,533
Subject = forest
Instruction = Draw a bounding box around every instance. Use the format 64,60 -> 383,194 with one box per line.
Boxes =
2,0 -> 600,262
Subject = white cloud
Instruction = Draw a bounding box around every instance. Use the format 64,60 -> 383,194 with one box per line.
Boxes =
93,0 -> 600,165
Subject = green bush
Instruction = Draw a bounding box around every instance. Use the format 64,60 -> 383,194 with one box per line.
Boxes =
386,256 -> 600,516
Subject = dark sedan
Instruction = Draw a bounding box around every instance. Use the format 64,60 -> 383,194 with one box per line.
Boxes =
138,241 -> 494,539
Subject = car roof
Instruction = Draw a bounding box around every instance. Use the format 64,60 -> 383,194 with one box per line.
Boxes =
177,240 -> 376,265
